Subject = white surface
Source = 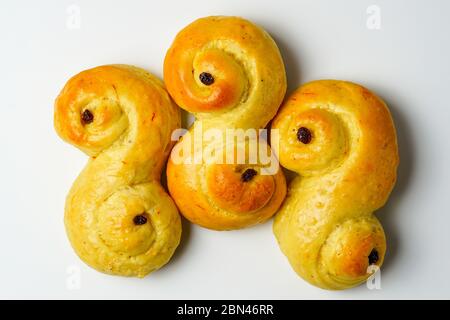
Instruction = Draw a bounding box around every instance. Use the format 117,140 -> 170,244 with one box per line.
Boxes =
1,0 -> 449,299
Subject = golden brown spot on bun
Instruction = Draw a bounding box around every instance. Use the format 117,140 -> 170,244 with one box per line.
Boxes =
207,164 -> 275,213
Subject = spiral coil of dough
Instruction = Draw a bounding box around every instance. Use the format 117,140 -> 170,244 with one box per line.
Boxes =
272,80 -> 399,289
54,65 -> 181,277
164,16 -> 287,230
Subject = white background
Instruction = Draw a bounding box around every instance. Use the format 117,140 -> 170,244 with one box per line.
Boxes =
1,0 -> 449,299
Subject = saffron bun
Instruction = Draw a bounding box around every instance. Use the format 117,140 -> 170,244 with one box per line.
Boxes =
164,16 -> 287,230
272,80 -> 399,289
54,65 -> 182,277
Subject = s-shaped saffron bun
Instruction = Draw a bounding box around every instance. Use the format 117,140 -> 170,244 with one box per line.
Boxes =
164,16 -> 287,230
272,80 -> 399,290
55,65 -> 182,277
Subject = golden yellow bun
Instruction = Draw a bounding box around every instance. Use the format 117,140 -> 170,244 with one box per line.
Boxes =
54,65 -> 182,277
272,80 -> 399,289
164,16 -> 287,230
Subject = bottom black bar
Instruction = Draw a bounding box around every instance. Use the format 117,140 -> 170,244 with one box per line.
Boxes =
1,300 -> 447,318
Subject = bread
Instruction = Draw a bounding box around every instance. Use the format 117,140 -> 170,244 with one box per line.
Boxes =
164,16 -> 287,230
54,65 -> 182,277
271,80 -> 399,289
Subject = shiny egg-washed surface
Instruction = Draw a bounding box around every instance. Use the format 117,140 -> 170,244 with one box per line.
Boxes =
272,80 -> 399,289
164,16 -> 287,230
54,65 -> 181,277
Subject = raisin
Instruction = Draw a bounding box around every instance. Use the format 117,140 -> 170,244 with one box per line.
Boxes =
133,214 -> 147,225
241,168 -> 257,182
368,249 -> 379,265
297,127 -> 312,144
81,109 -> 94,124
199,72 -> 214,85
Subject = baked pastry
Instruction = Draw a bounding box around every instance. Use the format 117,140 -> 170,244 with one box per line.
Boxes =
272,80 -> 399,289
54,65 -> 182,277
164,16 -> 287,230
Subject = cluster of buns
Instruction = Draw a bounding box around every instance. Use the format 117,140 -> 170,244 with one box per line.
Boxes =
54,16 -> 398,289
